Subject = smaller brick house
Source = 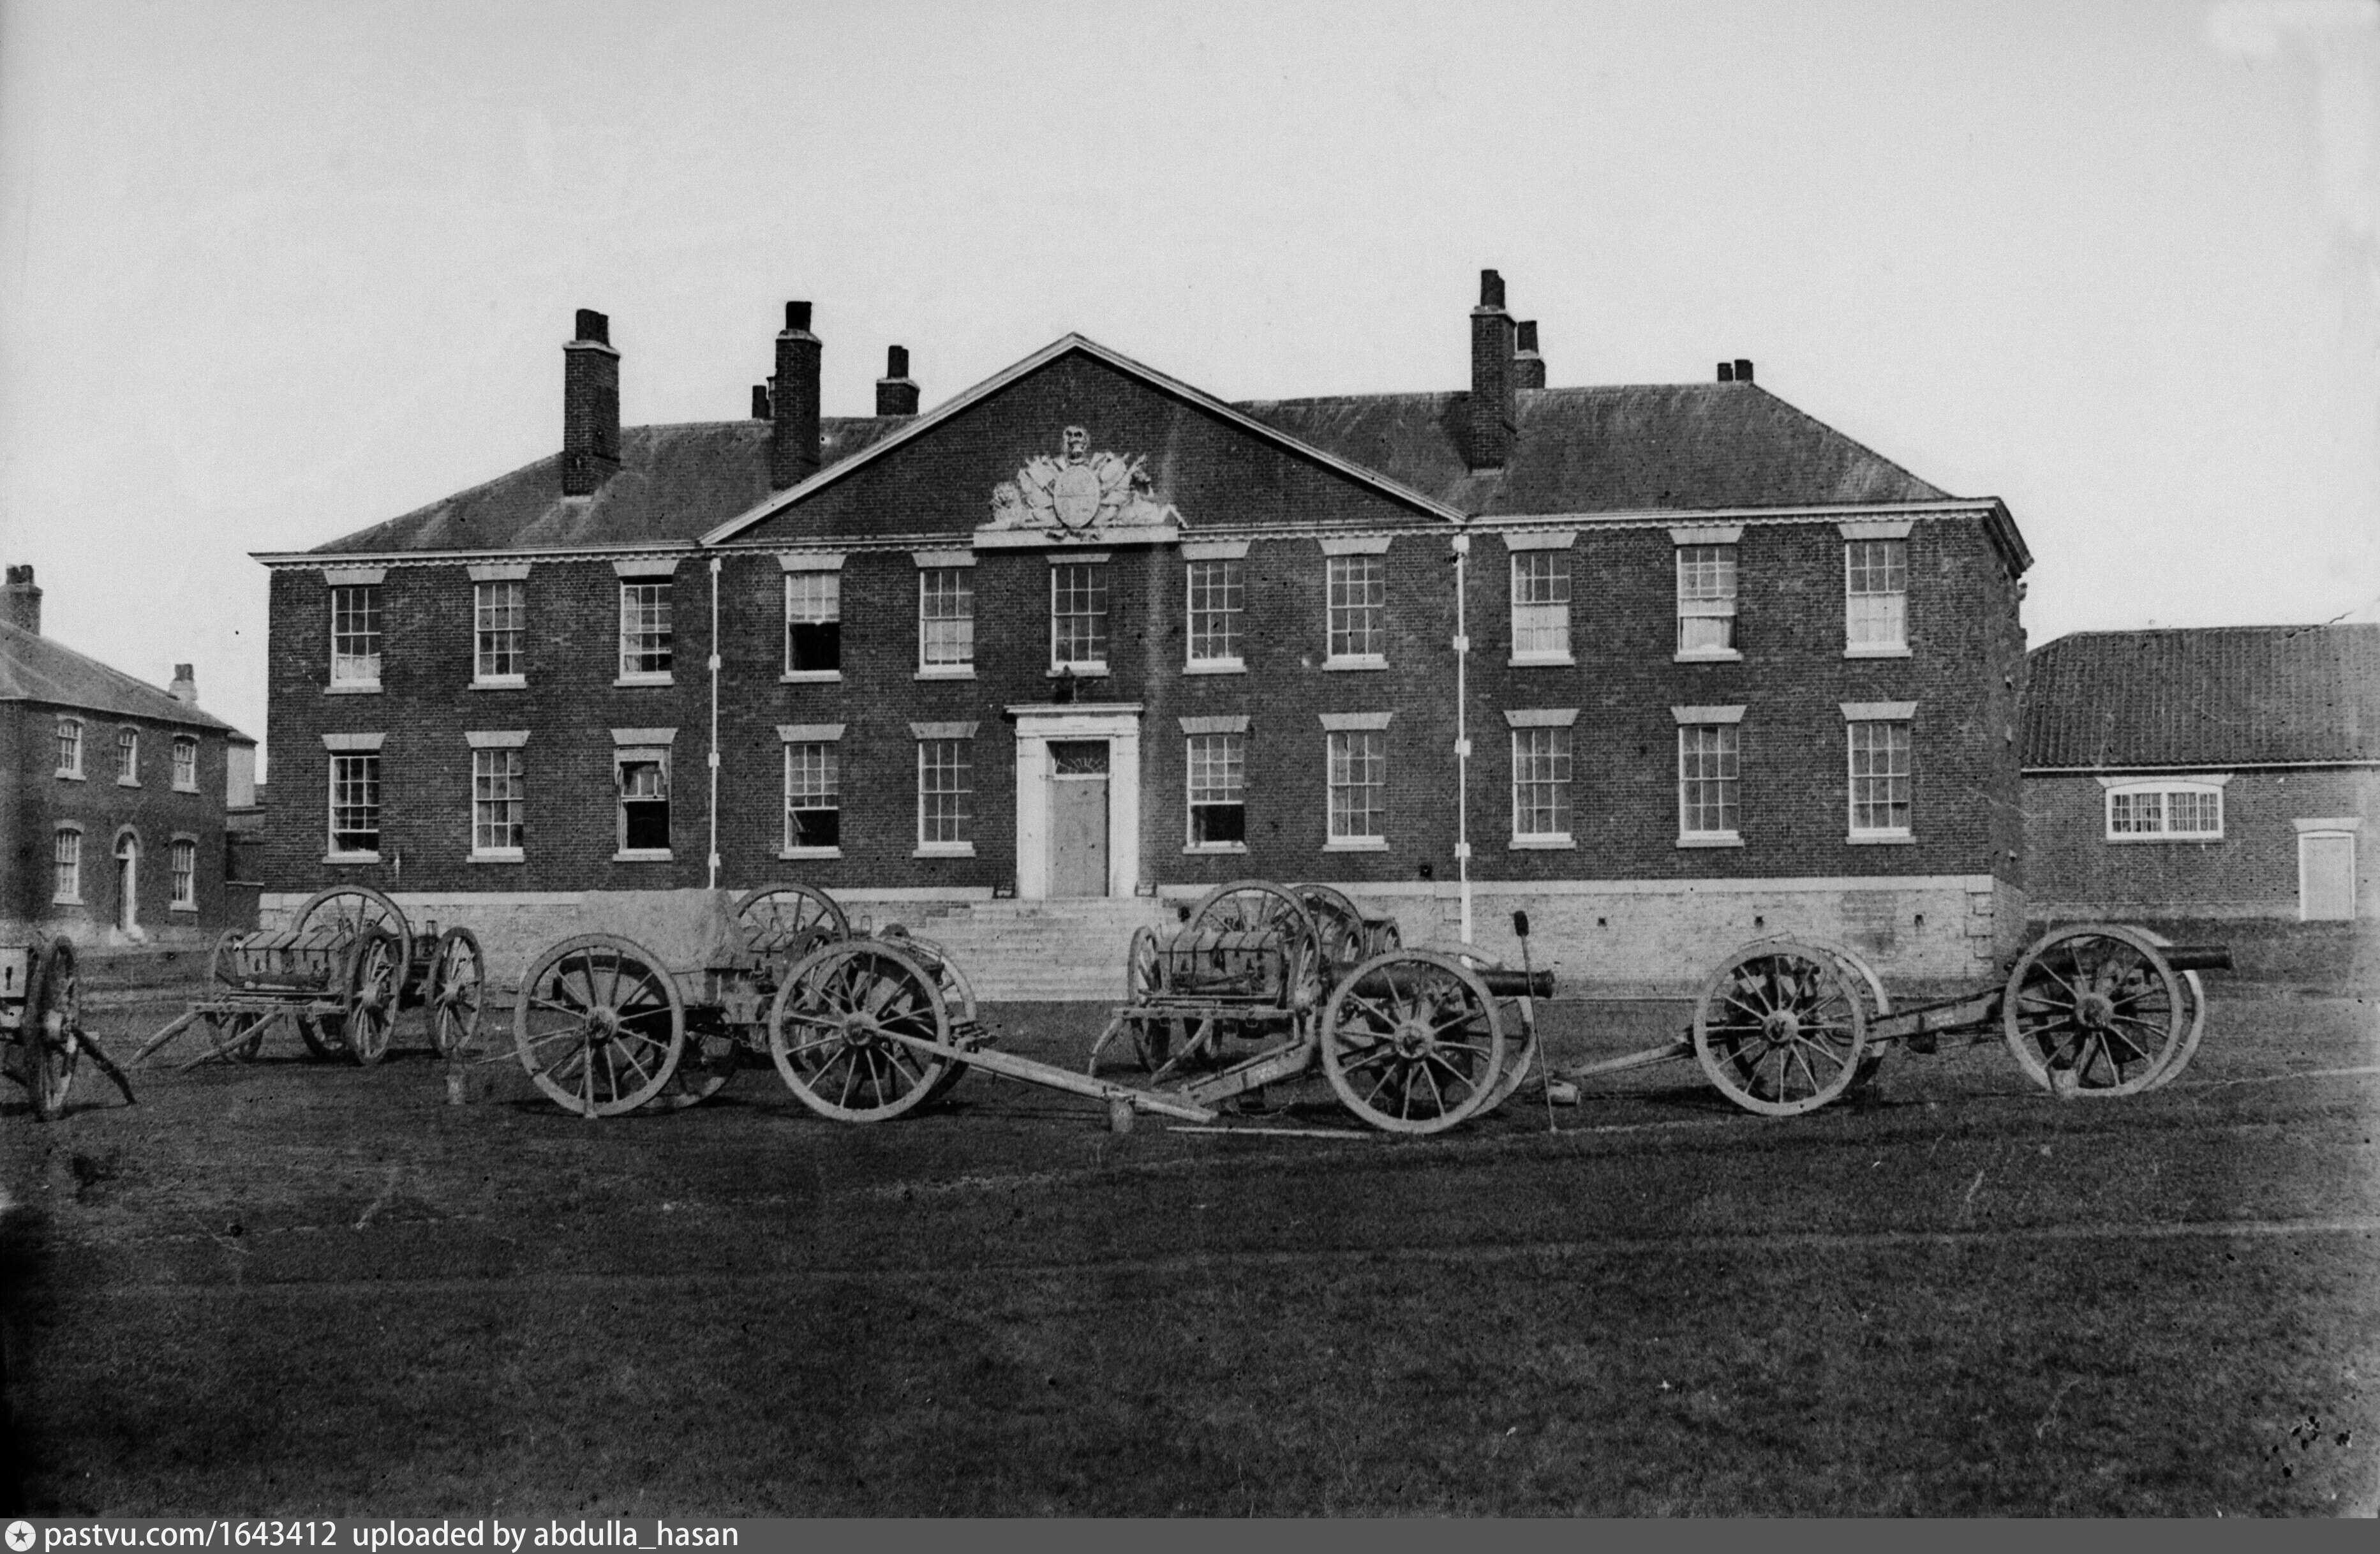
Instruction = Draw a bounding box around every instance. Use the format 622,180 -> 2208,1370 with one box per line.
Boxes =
1,565 -> 257,947
2022,624 -> 2378,922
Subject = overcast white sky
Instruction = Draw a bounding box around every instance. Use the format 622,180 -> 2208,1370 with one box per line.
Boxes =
1,0 -> 2374,770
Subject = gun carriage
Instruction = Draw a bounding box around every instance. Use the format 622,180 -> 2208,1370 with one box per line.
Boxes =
4,934 -> 133,1119
135,886 -> 487,1068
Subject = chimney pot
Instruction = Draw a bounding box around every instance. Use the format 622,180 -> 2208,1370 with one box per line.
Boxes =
574,309 -> 609,345
1717,362 -> 1734,382
1513,320 -> 1546,391
875,343 -> 921,417
1734,358 -> 1754,384
785,301 -> 812,332
887,345 -> 909,378
771,301 -> 823,488
751,384 -> 772,420
1466,269 -> 1516,468
169,664 -> 197,705
2,564 -> 41,634
1478,269 -> 1505,310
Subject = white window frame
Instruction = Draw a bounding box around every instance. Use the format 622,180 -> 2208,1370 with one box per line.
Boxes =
1845,719 -> 1914,842
114,726 -> 140,787
473,578 -> 528,687
1676,717 -> 1743,846
1324,726 -> 1388,848
470,746 -> 526,861
171,735 -> 199,793
915,734 -> 975,856
327,751 -> 382,861
616,579 -> 674,686
1508,719 -> 1575,848
55,716 -> 83,779
1674,543 -> 1740,662
1185,731 -> 1247,853
782,729 -> 843,858
614,747 -> 672,860
2101,775 -> 2228,842
168,835 -> 198,911
1844,539 -> 1910,657
328,581 -> 383,691
1186,557 -> 1246,673
1325,555 -> 1388,669
1509,551 -> 1573,666
916,566 -> 976,679
1049,561 -> 1109,676
52,825 -> 82,904
784,571 -> 843,682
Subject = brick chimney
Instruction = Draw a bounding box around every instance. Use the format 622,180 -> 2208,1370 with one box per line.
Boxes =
1514,320 -> 1546,391
1466,269 -> 1516,470
875,345 -> 920,417
1,564 -> 39,634
562,308 -> 620,497
770,301 -> 822,489
168,663 -> 197,705
750,384 -> 772,420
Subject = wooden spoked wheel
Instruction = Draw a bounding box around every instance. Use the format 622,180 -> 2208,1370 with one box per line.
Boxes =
26,938 -> 80,1121
1444,951 -> 1542,1116
1320,950 -> 1507,1135
207,928 -> 250,989
1088,926 -> 1181,1081
2002,925 -> 2185,1099
297,1011 -> 345,1060
424,927 -> 486,1057
643,1029 -> 741,1110
203,1010 -> 267,1063
338,926 -> 403,1067
768,941 -> 955,1123
735,882 -> 849,964
1693,942 -> 1871,1117
1187,881 -> 1321,965
887,932 -> 978,1104
2132,929 -> 2206,1093
1289,883 -> 1370,982
513,934 -> 687,1117
1362,916 -> 1404,958
293,886 -> 413,985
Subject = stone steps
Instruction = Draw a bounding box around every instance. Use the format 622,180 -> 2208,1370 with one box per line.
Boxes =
852,898 -> 1173,1002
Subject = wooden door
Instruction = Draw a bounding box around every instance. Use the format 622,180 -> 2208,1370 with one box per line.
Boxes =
2300,831 -> 2356,921
1048,741 -> 1110,898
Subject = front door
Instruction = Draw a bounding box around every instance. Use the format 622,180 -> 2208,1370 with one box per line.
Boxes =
2300,830 -> 2357,920
1048,740 -> 1110,897
115,834 -> 139,932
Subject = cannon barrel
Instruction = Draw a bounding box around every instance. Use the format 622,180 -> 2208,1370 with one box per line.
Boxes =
2161,944 -> 2233,974
1345,964 -> 1554,1000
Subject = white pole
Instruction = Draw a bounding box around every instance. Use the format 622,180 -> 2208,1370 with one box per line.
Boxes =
1452,532 -> 1473,945
707,556 -> 722,892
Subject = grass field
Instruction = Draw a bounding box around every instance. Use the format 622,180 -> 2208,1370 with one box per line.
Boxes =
3,975 -> 2375,1516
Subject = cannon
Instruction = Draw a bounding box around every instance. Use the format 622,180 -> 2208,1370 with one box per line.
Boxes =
1572,922 -> 2230,1116
4,934 -> 133,1119
135,886 -> 487,1068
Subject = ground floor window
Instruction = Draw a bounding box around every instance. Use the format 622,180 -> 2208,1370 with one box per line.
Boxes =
1511,726 -> 1573,841
473,749 -> 526,855
2106,779 -> 2224,840
52,827 -> 82,903
616,751 -> 670,853
170,837 -> 197,909
1847,721 -> 1912,837
786,741 -> 840,849
1187,733 -> 1246,846
1678,724 -> 1740,840
918,739 -> 972,848
329,753 -> 381,856
1327,730 -> 1387,842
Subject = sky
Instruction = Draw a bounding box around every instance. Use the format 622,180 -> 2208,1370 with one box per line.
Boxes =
1,0 -> 2374,772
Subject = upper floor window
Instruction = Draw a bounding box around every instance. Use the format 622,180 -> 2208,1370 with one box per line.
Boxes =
1326,728 -> 1387,844
918,568 -> 974,673
1050,562 -> 1108,674
616,748 -> 671,855
1676,545 -> 1738,659
328,752 -> 381,858
1677,722 -> 1741,842
52,826 -> 82,904
785,740 -> 840,851
115,727 -> 139,786
1326,555 -> 1386,664
170,837 -> 197,910
171,736 -> 198,793
2105,779 -> 2225,841
1511,724 -> 1573,844
472,748 -> 526,857
1847,720 -> 1913,839
618,581 -> 673,681
1186,558 -> 1245,669
1845,540 -> 1908,654
329,584 -> 383,688
785,572 -> 842,676
475,580 -> 526,684
1186,732 -> 1246,848
1510,551 -> 1572,663
55,717 -> 82,778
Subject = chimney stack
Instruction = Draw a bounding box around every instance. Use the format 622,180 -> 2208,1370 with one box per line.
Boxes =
1,564 -> 40,634
1733,358 -> 1754,384
875,345 -> 921,417
770,301 -> 822,489
1514,320 -> 1546,391
562,308 -> 620,497
168,663 -> 197,705
1466,269 -> 1516,470
1717,362 -> 1734,382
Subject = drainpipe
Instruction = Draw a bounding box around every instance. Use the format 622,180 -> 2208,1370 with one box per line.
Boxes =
1451,532 -> 1473,945
708,557 -> 722,892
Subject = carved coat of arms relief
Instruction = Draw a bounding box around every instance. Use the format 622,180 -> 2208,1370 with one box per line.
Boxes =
985,426 -> 1180,534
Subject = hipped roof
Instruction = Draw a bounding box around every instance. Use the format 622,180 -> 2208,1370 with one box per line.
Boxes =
0,619 -> 249,737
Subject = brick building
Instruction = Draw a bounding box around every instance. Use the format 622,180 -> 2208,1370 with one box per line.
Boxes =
253,274 -> 2032,992
2023,624 -> 2377,922
2,564 -> 257,947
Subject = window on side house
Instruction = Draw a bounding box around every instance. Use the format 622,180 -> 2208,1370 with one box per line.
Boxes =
785,742 -> 840,850
917,738 -> 972,848
1186,559 -> 1244,668
1847,721 -> 1913,837
52,827 -> 82,904
1510,552 -> 1572,661
1050,564 -> 1108,673
786,572 -> 842,675
328,753 -> 381,857
170,837 -> 197,909
115,727 -> 139,784
1511,726 -> 1573,841
1327,556 -> 1386,662
475,580 -> 526,682
329,584 -> 383,687
616,751 -> 670,853
1845,541 -> 1908,652
55,717 -> 82,777
1326,729 -> 1387,842
472,748 -> 525,855
1187,733 -> 1246,846
2106,781 -> 2225,841
618,581 -> 673,679
172,736 -> 198,793
1677,724 -> 1740,839
918,569 -> 974,671
1676,546 -> 1738,657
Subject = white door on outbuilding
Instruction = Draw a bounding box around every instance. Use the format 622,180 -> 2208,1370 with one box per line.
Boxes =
2296,821 -> 2360,921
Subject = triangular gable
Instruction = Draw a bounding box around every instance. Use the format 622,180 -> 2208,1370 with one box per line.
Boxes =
702,334 -> 1467,548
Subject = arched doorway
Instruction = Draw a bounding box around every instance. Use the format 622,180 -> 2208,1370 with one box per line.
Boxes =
114,830 -> 140,932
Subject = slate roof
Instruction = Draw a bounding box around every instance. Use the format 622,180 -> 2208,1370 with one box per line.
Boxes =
0,619 -> 248,736
2021,624 -> 2380,770
1236,384 -> 1950,515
